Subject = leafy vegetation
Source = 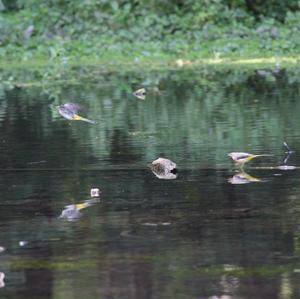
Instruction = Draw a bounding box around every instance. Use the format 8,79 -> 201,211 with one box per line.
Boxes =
0,0 -> 300,65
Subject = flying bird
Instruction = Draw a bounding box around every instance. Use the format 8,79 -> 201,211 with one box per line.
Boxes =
57,103 -> 96,124
228,152 -> 272,168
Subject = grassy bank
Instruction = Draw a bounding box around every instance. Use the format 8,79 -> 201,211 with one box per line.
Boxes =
1,2 -> 300,99
1,39 -> 300,71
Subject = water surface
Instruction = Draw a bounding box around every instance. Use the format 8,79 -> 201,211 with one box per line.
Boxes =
0,67 -> 300,298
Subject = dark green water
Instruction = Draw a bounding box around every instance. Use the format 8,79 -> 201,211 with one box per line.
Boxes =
0,67 -> 300,298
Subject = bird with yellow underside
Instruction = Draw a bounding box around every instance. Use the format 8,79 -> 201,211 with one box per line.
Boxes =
57,103 -> 96,124
228,152 -> 272,168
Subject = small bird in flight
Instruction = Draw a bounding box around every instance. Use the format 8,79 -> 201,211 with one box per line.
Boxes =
228,152 -> 272,169
57,103 -> 96,124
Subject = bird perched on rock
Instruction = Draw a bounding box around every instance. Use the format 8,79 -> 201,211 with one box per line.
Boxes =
133,88 -> 146,100
228,152 -> 272,169
57,103 -> 96,124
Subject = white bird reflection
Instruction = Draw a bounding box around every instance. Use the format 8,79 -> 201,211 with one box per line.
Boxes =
150,157 -> 178,180
0,272 -> 5,288
228,171 -> 261,184
19,241 -> 28,247
59,198 -> 100,221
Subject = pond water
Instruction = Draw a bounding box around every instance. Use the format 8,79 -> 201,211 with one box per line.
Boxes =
0,66 -> 300,298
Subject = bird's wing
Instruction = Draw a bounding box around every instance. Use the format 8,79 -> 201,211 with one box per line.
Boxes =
236,154 -> 252,161
62,103 -> 82,113
229,152 -> 251,160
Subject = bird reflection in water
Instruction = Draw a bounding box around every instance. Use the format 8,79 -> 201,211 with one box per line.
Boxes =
228,171 -> 261,184
0,247 -> 5,288
0,272 -> 5,288
149,157 -> 178,180
59,198 -> 100,221
57,103 -> 96,124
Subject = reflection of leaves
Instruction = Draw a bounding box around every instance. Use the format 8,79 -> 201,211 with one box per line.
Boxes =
2,65 -> 300,166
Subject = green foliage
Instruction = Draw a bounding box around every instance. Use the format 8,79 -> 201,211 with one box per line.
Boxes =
0,0 -> 300,62
242,0 -> 300,22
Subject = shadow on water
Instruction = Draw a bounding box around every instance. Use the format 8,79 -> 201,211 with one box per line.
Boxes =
1,66 -> 300,298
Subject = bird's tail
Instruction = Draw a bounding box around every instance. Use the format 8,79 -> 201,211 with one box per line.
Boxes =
238,172 -> 261,182
253,154 -> 273,157
73,114 -> 97,124
75,198 -> 100,210
75,203 -> 90,210
249,154 -> 273,161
